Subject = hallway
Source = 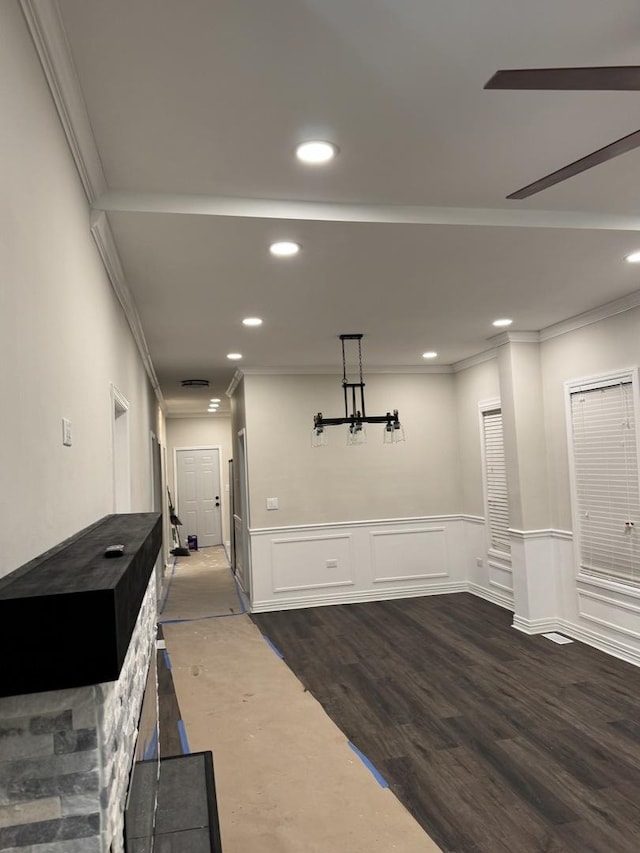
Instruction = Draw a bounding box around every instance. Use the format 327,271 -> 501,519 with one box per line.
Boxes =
159,548 -> 438,852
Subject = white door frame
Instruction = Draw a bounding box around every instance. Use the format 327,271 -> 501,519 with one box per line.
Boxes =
235,428 -> 251,598
149,430 -> 158,512
111,384 -> 131,513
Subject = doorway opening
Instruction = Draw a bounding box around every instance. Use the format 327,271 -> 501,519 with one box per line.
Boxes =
112,385 -> 131,513
234,429 -> 251,599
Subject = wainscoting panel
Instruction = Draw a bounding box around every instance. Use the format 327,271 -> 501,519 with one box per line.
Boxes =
370,527 -> 447,583
250,516 -> 469,612
577,586 -> 640,642
505,530 -> 640,666
488,560 -> 513,594
463,516 -> 514,610
271,534 -> 354,593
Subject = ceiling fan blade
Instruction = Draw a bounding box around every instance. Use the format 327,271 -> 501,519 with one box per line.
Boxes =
485,67 -> 640,91
507,127 -> 640,199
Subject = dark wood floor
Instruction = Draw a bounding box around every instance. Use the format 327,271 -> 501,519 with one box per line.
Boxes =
157,625 -> 184,757
252,593 -> 640,853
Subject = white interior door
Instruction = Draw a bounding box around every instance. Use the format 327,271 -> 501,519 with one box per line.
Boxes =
176,448 -> 222,547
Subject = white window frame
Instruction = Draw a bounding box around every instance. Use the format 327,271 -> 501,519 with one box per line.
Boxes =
565,367 -> 640,589
479,398 -> 511,562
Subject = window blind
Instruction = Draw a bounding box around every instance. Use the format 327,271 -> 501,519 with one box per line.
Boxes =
570,380 -> 640,585
482,408 -> 511,555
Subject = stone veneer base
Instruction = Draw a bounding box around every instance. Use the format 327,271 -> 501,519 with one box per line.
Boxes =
0,518 -> 161,853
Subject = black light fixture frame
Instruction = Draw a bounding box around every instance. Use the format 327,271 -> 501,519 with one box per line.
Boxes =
313,334 -> 401,434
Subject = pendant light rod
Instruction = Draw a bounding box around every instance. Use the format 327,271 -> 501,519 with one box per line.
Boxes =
312,334 -> 404,443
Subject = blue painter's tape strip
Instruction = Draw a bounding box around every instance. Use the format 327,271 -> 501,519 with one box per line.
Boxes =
163,649 -> 172,671
177,719 -> 190,755
142,724 -> 159,761
347,741 -> 389,788
263,635 -> 284,659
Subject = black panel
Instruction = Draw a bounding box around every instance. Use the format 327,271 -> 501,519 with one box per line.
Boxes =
484,66 -> 640,91
506,128 -> 640,199
0,513 -> 162,697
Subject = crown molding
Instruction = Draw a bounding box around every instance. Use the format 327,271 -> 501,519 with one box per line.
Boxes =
539,287 -> 640,341
452,348 -> 497,373
20,0 -> 107,203
90,212 -> 165,410
226,369 -> 244,398
21,2 -> 165,410
488,331 -> 541,347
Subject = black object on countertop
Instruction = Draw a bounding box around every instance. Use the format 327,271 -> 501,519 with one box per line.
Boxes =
104,544 -> 125,558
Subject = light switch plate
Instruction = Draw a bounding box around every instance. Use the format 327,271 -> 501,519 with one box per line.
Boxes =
62,418 -> 72,446
266,497 -> 279,510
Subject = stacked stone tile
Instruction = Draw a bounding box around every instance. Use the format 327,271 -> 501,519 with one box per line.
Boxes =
0,573 -> 157,853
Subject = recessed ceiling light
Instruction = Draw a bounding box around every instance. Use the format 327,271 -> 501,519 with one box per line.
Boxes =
269,241 -> 300,257
422,351 -> 438,359
227,353 -> 243,360
492,318 -> 513,328
210,398 -> 220,403
625,251 -> 640,263
295,140 -> 338,164
242,317 -> 263,326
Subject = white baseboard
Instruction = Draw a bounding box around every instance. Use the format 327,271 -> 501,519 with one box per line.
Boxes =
467,582 -> 514,611
512,614 -> 560,635
556,618 -> 640,668
506,613 -> 640,668
251,580 -> 467,613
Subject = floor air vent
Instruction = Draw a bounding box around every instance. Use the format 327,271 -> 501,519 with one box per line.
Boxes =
542,632 -> 573,644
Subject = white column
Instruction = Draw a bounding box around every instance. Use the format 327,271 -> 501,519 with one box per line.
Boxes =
496,335 -> 559,632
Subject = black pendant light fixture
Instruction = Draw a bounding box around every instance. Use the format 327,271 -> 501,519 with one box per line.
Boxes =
312,334 -> 404,446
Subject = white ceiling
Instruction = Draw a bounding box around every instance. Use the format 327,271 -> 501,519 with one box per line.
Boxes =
51,0 -> 640,414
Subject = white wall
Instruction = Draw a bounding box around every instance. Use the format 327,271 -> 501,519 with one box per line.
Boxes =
244,372 -> 462,528
165,416 -> 233,544
0,2 -> 157,578
236,371 -> 469,610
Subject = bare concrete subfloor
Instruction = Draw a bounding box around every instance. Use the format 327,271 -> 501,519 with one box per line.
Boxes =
160,547 -> 442,852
